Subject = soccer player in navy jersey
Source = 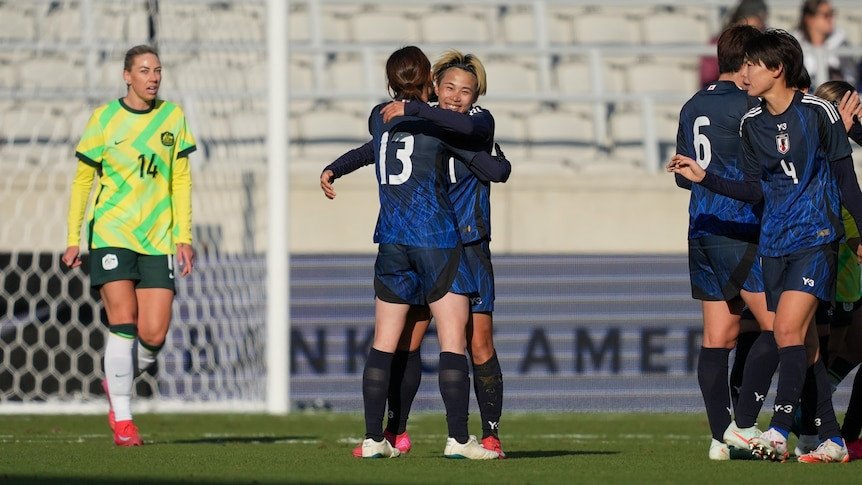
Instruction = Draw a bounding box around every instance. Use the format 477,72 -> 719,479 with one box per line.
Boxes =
322,50 -> 509,458
674,24 -> 774,461
670,29 -> 862,463
354,46 -> 505,460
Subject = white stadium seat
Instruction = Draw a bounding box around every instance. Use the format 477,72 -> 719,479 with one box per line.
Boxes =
19,57 -> 86,92
572,13 -> 640,44
352,11 -> 418,43
420,11 -> 491,44
0,7 -> 35,42
641,12 -> 709,44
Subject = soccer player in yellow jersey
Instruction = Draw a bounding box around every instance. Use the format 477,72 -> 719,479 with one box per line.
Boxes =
62,45 -> 196,447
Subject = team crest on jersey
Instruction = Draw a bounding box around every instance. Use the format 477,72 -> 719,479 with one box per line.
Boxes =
161,131 -> 175,147
102,254 -> 118,271
775,133 -> 789,154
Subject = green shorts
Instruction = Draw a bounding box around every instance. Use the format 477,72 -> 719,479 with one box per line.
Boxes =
89,247 -> 176,292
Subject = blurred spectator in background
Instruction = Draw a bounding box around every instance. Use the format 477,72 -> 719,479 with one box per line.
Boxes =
700,0 -> 769,87
792,0 -> 857,88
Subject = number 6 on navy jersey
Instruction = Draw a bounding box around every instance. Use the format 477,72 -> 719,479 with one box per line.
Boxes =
693,116 -> 712,168
378,131 -> 414,185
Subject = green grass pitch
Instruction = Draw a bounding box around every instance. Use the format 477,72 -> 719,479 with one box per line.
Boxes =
1,412 -> 859,484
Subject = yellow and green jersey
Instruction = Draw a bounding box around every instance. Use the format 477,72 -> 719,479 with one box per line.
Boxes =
837,207 -> 862,303
66,98 -> 195,255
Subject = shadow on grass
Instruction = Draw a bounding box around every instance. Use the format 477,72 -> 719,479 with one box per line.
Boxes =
506,450 -> 620,459
160,435 -> 317,445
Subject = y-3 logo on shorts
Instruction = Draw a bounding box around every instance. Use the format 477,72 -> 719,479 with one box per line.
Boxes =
470,296 -> 483,306
102,254 -> 118,270
802,277 -> 815,287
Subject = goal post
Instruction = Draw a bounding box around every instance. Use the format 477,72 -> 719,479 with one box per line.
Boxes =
266,0 -> 290,415
0,0 -> 284,414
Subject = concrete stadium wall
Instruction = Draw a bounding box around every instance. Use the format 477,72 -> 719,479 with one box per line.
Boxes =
1,167 -> 691,254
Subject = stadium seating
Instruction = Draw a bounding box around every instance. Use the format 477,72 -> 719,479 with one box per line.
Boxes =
3,0 -> 862,173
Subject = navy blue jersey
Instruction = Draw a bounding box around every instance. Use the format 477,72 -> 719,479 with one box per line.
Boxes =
739,91 -> 853,257
676,81 -> 760,241
438,105 -> 495,243
369,103 -> 486,248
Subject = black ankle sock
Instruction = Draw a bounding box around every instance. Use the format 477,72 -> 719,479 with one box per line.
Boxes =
392,350 -> 421,435
698,347 -> 731,441
363,348 -> 393,441
736,331 -> 778,428
472,352 -> 503,439
438,352 -> 470,444
730,331 -> 758,410
769,346 -> 807,433
812,359 -> 842,441
799,365 -> 818,436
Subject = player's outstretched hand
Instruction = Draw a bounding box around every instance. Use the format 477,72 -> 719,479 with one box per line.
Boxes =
381,101 -> 406,123
838,90 -> 861,133
62,246 -> 82,269
856,242 -> 862,264
667,154 -> 706,183
176,243 -> 194,277
320,169 -> 337,199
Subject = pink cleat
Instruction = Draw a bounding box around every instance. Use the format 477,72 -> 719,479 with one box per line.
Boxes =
113,420 -> 143,447
353,430 -> 411,457
846,439 -> 862,461
481,435 -> 507,459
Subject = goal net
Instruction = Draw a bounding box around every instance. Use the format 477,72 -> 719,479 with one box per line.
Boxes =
0,0 -> 271,413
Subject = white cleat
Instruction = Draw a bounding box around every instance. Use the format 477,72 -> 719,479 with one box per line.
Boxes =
361,437 -> 400,458
750,428 -> 788,462
444,435 -> 499,460
722,421 -> 762,450
794,434 -> 820,457
798,438 -> 850,463
708,438 -> 730,461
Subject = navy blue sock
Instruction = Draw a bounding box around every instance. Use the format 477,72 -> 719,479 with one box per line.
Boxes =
472,352 -> 503,439
769,346 -> 807,433
385,350 -> 409,435
799,365 -> 818,436
736,331 -> 778,428
363,348 -> 393,441
819,334 -> 830,372
698,347 -> 731,441
438,352 -> 470,444
812,359 -> 842,442
730,331 -> 758,410
392,350 -> 421,435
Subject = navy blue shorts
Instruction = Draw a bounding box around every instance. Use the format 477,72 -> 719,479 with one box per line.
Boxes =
464,239 -> 495,313
374,244 -> 477,305
688,235 -> 763,301
762,242 -> 838,312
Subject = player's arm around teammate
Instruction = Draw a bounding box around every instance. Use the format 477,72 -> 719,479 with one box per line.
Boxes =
62,45 -> 196,447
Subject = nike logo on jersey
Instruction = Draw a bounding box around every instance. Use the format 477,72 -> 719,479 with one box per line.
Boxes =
114,139 -> 127,145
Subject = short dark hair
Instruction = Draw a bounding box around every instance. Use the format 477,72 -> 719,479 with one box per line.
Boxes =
744,29 -> 804,88
717,24 -> 762,74
796,67 -> 811,91
385,46 -> 431,102
124,44 -> 159,72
